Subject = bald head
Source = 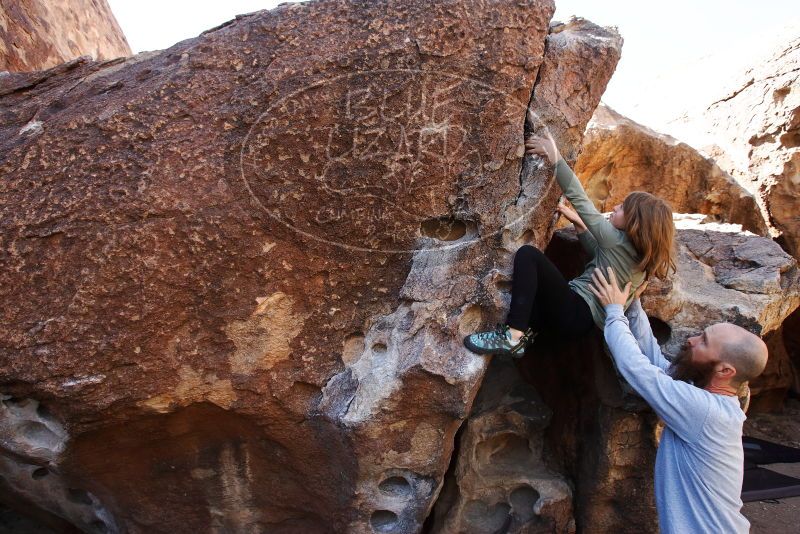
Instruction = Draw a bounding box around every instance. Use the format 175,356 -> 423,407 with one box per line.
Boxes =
713,323 -> 768,386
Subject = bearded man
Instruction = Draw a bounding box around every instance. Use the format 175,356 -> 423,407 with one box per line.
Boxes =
589,267 -> 768,534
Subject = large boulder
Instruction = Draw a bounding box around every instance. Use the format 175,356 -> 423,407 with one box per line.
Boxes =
574,104 -> 766,234
0,0 -> 131,72
671,37 -> 800,259
0,1 -> 630,531
428,18 -> 623,533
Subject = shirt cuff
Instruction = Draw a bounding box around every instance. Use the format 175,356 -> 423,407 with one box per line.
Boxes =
605,303 -> 624,317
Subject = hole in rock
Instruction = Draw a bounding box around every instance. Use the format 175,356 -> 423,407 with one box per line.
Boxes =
36,403 -> 52,419
66,488 -> 92,505
773,86 -> 791,102
420,217 -> 473,241
463,499 -> 511,531
518,229 -> 535,243
476,433 -> 531,467
509,485 -> 540,523
372,343 -> 388,355
378,476 -> 412,498
370,510 -> 398,532
19,421 -> 61,450
648,316 -> 672,345
342,333 -> 365,366
496,279 -> 512,291
31,467 -> 49,479
459,305 -> 484,336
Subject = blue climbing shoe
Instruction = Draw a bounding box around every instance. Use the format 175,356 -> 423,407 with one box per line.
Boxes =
463,323 -> 535,358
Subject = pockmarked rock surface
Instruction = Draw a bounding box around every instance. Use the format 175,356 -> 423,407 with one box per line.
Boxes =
671,37 -> 800,258
429,358 -> 573,534
428,17 -> 622,533
0,0 -> 131,72
574,104 -> 766,234
0,0 -> 630,531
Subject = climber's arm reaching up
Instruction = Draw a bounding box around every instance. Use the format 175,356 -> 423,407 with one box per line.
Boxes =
526,133 -> 623,248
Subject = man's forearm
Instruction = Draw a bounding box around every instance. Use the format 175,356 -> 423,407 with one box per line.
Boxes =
603,303 -> 708,441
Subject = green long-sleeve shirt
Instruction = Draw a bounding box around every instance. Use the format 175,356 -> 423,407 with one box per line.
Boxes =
554,158 -> 645,329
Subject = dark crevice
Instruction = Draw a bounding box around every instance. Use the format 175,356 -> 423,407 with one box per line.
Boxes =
421,418 -> 467,533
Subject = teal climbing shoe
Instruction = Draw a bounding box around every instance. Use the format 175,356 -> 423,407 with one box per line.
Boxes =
463,324 -> 536,358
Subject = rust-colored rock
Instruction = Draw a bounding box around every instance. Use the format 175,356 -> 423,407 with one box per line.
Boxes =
673,37 -> 800,258
429,358 -> 574,534
574,104 -> 766,234
0,0 -> 625,531
0,0 -> 131,72
429,17 -> 622,533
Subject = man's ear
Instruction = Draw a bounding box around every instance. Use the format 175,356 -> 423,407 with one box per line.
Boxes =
716,362 -> 737,380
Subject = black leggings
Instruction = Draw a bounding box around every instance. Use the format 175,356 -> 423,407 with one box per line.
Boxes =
505,245 -> 595,337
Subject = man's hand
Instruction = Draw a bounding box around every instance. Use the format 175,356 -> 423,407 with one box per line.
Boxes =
525,131 -> 561,165
589,267 -> 631,307
557,201 -> 587,232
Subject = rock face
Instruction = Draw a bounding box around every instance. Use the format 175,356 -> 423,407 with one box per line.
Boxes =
674,37 -> 800,258
574,104 -> 766,234
429,358 -> 573,534
0,1 -> 630,531
428,17 -> 623,533
0,0 -> 131,72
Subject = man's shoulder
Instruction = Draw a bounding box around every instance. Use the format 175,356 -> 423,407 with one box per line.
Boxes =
700,393 -> 746,428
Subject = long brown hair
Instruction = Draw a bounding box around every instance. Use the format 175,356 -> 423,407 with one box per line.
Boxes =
623,191 -> 676,280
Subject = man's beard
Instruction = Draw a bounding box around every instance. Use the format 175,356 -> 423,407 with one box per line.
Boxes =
668,342 -> 719,389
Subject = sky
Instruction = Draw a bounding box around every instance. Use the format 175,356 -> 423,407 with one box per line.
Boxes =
107,0 -> 799,135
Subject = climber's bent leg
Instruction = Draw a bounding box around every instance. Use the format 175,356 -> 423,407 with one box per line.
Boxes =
505,245 -> 571,331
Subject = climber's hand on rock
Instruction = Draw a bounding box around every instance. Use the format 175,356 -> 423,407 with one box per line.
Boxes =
557,201 -> 586,231
589,267 -> 631,307
525,131 -> 560,164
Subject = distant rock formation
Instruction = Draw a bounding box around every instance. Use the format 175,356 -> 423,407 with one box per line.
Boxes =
0,0 -> 130,72
672,37 -> 800,259
574,104 -> 766,235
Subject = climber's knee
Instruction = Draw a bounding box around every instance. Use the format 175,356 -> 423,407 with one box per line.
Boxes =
515,244 -> 544,264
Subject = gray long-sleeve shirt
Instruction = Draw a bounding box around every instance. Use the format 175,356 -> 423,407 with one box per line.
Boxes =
606,300 -> 750,534
554,158 -> 645,329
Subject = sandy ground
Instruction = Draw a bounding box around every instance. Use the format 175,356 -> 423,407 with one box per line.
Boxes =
742,399 -> 800,534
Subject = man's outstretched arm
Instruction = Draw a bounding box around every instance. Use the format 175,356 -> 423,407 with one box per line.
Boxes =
625,297 -> 670,371
590,268 -> 710,443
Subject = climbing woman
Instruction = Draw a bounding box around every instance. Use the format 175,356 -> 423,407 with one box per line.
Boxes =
463,131 -> 676,357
